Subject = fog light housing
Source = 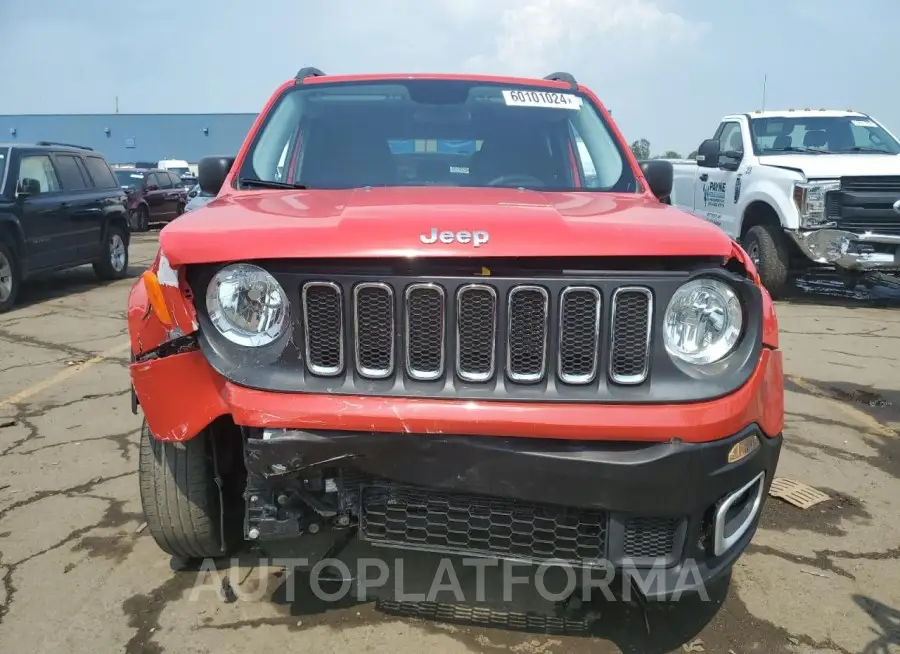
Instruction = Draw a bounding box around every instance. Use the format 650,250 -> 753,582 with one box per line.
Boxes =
727,433 -> 760,463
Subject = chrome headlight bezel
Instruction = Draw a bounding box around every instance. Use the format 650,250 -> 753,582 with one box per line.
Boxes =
793,178 -> 840,228
205,262 -> 291,347
663,278 -> 745,368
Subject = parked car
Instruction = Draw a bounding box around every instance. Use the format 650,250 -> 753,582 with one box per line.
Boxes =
129,68 -> 783,602
0,141 -> 130,312
669,109 -> 900,296
184,187 -> 215,212
114,168 -> 187,231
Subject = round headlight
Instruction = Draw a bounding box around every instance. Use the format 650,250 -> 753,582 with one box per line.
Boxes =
206,263 -> 290,347
663,279 -> 743,365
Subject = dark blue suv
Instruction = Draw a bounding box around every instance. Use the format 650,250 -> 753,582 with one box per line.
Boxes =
0,141 -> 130,312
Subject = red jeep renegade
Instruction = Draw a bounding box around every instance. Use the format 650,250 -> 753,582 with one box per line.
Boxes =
128,67 -> 783,601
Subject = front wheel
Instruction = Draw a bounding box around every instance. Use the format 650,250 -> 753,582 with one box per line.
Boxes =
0,242 -> 21,313
92,224 -> 129,280
138,421 -> 240,560
743,225 -> 790,298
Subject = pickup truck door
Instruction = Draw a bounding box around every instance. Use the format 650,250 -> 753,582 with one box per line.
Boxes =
695,121 -> 746,239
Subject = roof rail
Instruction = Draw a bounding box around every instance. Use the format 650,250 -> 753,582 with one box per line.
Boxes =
295,67 -> 326,83
543,72 -> 577,89
35,140 -> 94,151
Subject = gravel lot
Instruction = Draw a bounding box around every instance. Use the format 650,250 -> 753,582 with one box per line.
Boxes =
0,232 -> 898,654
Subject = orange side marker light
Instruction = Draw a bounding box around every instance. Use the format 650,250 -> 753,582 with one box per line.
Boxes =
142,270 -> 174,327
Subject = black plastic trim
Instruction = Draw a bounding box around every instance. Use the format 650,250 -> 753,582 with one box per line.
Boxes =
189,263 -> 764,405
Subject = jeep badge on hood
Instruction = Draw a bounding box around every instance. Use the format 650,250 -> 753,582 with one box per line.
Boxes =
420,227 -> 490,247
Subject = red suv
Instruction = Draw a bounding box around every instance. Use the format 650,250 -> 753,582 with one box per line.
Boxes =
128,68 -> 783,602
115,168 -> 187,231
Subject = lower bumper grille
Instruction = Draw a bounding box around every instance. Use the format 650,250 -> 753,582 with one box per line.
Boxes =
360,485 -> 612,565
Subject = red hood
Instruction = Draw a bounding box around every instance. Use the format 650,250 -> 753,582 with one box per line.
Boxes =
158,187 -> 733,266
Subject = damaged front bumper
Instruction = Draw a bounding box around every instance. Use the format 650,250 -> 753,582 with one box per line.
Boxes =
242,424 -> 781,602
789,228 -> 900,271
129,345 -> 784,601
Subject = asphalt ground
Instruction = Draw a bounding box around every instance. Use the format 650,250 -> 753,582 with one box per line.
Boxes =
0,231 -> 898,654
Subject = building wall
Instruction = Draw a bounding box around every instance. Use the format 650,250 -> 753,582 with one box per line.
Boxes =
0,113 -> 257,165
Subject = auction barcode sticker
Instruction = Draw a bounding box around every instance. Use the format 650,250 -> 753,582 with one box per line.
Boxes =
502,89 -> 583,110
851,119 -> 877,128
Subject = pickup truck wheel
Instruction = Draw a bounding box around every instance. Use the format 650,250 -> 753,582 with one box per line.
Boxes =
743,225 -> 790,298
138,421 -> 238,560
93,225 -> 129,280
0,243 -> 21,313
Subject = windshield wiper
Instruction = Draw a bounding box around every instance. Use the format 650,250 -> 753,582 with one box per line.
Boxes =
239,178 -> 308,190
767,146 -> 830,154
839,147 -> 894,154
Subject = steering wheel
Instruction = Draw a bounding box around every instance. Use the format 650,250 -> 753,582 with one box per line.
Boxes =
485,174 -> 546,188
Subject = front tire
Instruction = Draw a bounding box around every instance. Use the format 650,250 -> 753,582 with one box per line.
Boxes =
0,242 -> 21,314
93,224 -> 129,280
743,224 -> 790,298
138,421 -> 238,560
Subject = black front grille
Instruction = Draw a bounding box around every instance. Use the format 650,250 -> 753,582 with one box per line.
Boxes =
297,279 -> 653,388
830,176 -> 900,232
360,485 -> 609,565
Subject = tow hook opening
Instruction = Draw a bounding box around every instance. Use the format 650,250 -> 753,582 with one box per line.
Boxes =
713,472 -> 765,557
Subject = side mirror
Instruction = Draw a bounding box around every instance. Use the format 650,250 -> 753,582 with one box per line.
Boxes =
639,160 -> 674,203
199,155 -> 236,195
16,177 -> 41,199
146,184 -> 159,192
696,139 -> 720,168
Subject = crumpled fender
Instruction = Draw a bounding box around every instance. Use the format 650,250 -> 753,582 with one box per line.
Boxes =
728,240 -> 779,349
127,249 -> 199,358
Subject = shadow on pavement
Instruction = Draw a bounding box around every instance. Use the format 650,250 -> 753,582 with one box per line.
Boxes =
784,271 -> 900,308
855,595 -> 900,654
11,265 -> 144,311
262,546 -> 729,654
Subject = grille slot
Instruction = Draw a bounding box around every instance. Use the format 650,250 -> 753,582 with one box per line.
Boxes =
456,284 -> 498,382
405,283 -> 446,381
558,287 -> 601,384
360,485 -> 609,565
506,286 -> 549,383
609,287 -> 652,385
354,282 -> 395,379
302,281 -> 344,376
622,517 -> 680,559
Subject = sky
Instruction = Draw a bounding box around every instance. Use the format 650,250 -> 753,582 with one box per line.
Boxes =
1,0 -> 898,155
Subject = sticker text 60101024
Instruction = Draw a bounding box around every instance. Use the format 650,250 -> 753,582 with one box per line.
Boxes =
502,90 -> 583,110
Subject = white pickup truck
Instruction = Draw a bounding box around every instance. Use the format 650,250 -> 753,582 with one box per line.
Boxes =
669,110 -> 900,296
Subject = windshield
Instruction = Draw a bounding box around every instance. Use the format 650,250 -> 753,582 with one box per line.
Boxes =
115,170 -> 145,189
750,116 -> 900,155
239,79 -> 637,192
166,166 -> 191,176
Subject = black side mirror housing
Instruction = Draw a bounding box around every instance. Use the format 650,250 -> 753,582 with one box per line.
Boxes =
16,177 -> 41,200
639,160 -> 673,203
696,139 -> 720,168
199,156 -> 236,195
